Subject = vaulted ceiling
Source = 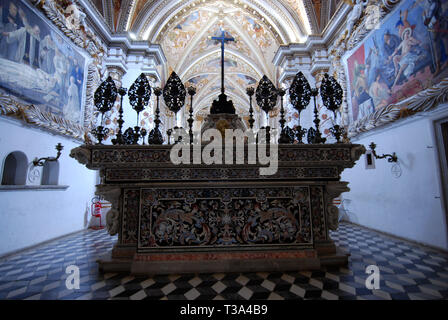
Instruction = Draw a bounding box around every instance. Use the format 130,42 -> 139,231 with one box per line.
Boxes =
89,0 -> 343,117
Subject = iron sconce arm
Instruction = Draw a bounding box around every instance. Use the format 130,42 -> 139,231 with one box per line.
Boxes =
369,142 -> 398,163
33,143 -> 63,166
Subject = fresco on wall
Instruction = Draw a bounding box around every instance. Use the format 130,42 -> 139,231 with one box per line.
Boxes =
345,0 -> 448,123
0,0 -> 86,124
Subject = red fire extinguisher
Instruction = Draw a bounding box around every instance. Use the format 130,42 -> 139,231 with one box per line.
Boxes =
90,198 -> 105,230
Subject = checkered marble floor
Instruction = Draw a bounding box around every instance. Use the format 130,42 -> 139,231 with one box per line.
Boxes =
0,222 -> 447,300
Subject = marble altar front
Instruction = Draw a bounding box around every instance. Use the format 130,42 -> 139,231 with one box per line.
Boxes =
71,143 -> 365,275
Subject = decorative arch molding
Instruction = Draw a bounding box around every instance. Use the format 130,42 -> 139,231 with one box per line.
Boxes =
116,0 -> 135,32
129,0 -> 310,44
302,0 -> 320,34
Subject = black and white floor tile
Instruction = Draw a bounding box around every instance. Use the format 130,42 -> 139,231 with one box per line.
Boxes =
0,222 -> 447,300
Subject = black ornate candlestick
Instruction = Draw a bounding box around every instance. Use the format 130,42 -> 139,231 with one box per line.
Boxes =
112,87 -> 127,145
278,88 -> 286,132
128,73 -> 152,145
92,77 -> 117,144
329,122 -> 345,143
246,87 -> 255,130
320,73 -> 344,143
148,87 -> 164,144
296,126 -> 308,144
187,86 -> 196,144
33,143 -> 63,166
123,127 -> 135,145
278,88 -> 295,144
167,129 -> 173,145
91,123 -> 109,145
307,127 -> 316,144
173,126 -> 184,144
140,128 -> 147,145
289,72 -> 311,144
310,88 -> 326,144
369,142 -> 398,162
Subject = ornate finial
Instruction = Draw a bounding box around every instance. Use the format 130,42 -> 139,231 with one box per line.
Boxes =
256,75 -> 278,114
128,73 -> 152,114
92,76 -> 117,144
278,88 -> 286,97
188,86 -> 196,96
154,87 -> 162,97
94,76 -> 117,113
123,127 -> 135,145
166,129 -> 173,145
290,72 -> 311,113
321,73 -> 344,143
128,73 -> 152,144
288,72 -> 312,144
163,71 -> 186,114
140,128 -> 147,144
320,73 -> 343,117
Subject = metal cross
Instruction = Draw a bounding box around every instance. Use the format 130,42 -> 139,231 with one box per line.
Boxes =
211,29 -> 235,94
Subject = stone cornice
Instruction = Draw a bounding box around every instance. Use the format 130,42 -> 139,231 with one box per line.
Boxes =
273,3 -> 351,68
78,0 -> 167,68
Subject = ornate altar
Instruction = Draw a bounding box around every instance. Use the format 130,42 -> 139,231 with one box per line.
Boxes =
71,36 -> 365,274
71,143 -> 365,274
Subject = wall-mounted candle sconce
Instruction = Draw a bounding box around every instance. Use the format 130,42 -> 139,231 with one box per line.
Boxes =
369,142 -> 398,163
33,143 -> 63,166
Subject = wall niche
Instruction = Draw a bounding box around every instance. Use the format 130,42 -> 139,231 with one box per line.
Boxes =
1,151 -> 28,185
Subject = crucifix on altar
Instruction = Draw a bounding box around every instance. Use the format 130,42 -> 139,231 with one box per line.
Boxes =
212,29 -> 234,94
209,29 -> 236,114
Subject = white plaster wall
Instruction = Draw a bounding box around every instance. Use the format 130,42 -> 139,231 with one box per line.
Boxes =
0,118 -> 98,256
341,106 -> 448,250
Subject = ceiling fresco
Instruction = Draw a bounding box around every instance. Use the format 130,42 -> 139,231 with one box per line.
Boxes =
156,2 -> 282,117
88,0 -> 345,117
